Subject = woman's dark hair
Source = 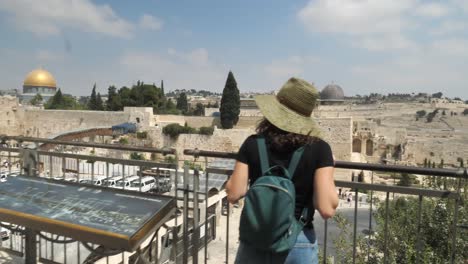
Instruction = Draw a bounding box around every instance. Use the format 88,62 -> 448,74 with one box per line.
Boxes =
256,118 -> 318,152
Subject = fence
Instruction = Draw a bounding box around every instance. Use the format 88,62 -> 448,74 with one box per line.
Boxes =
0,136 -> 466,263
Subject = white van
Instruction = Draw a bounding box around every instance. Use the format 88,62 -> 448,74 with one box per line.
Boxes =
112,175 -> 140,190
103,176 -> 124,188
1,225 -> 10,240
0,172 -> 8,182
127,176 -> 156,192
78,175 -> 107,186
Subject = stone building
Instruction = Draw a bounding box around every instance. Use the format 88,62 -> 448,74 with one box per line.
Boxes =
320,83 -> 345,105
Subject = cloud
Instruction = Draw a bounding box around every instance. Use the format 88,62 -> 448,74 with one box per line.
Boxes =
36,50 -> 66,62
430,20 -> 467,35
431,39 -> 468,57
138,14 -> 163,31
357,34 -> 417,51
0,0 -> 133,38
415,3 -> 451,18
297,0 -> 465,52
120,49 -> 228,91
349,45 -> 468,98
264,56 -> 306,79
298,0 -> 415,35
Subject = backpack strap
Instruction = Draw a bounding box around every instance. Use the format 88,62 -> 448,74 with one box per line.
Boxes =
287,146 -> 305,179
256,137 -> 270,175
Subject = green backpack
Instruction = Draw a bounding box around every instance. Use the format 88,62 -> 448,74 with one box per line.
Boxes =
239,137 -> 308,253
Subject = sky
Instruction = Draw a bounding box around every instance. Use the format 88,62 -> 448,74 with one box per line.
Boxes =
0,0 -> 467,99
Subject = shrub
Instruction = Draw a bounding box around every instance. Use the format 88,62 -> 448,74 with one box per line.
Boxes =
130,152 -> 144,160
416,110 -> 426,118
163,123 -> 214,138
163,123 -> 185,139
163,123 -> 195,139
136,131 -> 148,139
199,126 -> 214,135
119,137 -> 129,144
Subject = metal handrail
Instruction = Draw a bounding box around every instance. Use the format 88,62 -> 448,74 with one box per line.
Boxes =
184,148 -> 467,178
1,136 -> 176,155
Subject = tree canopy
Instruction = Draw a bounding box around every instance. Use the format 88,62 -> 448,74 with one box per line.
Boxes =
45,89 -> 83,110
219,71 -> 240,129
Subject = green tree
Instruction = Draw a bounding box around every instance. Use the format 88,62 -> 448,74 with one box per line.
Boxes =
88,84 -> 98,110
432,92 -> 443,98
30,94 -> 43,106
47,89 -> 64,109
130,152 -> 145,160
193,103 -> 205,116
45,89 -> 84,110
220,71 -> 240,129
416,110 -> 426,118
397,173 -> 412,186
176,92 -> 188,113
96,93 -> 104,110
106,85 -> 122,111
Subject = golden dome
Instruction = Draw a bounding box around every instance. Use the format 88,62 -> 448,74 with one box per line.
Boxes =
23,68 -> 57,88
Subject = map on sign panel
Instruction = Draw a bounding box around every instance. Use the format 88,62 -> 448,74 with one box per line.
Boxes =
0,176 -> 173,237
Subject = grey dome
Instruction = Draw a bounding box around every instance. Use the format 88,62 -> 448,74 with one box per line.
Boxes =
321,84 -> 344,101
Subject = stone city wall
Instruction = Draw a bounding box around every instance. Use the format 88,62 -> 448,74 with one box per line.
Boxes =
147,117 -> 351,167
0,96 -> 21,136
21,109 -> 130,138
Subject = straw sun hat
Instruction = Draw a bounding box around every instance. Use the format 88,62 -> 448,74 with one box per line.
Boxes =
254,77 -> 322,138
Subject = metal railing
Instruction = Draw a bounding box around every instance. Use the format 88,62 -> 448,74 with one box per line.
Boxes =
0,136 -> 466,263
183,148 -> 467,264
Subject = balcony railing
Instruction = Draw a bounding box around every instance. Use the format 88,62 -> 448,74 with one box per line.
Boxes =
0,136 -> 466,264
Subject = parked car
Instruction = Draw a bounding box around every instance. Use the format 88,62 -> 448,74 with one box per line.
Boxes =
1,225 -> 11,240
103,175 -> 124,188
111,175 -> 140,190
127,176 -> 156,192
0,172 -> 8,182
78,176 -> 107,186
7,170 -> 20,177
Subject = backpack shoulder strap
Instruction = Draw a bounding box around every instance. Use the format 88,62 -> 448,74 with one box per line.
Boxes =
287,146 -> 305,179
256,137 -> 270,175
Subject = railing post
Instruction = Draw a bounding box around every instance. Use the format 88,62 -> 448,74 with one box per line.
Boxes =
415,195 -> 423,264
353,189 -> 358,264
204,157 -> 209,264
182,165 -> 189,264
25,228 -> 37,264
383,192 -> 390,264
323,219 -> 328,264
450,169 -> 465,264
192,169 -> 200,264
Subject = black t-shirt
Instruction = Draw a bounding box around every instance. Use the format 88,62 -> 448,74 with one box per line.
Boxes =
236,134 -> 334,225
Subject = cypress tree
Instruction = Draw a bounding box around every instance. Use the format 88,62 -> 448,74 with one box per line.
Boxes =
176,92 -> 188,114
88,84 -> 98,110
220,71 -> 240,129
96,93 -> 104,110
161,80 -> 165,95
46,89 -> 64,109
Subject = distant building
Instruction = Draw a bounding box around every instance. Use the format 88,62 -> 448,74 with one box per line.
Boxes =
240,98 -> 258,109
20,68 -> 57,103
320,83 -> 345,105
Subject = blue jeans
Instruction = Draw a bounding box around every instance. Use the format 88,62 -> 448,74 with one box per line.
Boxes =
234,228 -> 318,264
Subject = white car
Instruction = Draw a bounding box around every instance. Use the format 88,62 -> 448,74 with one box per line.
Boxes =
7,170 -> 20,177
0,172 -> 8,183
103,176 -> 124,188
1,225 -> 11,240
126,176 -> 156,192
112,175 -> 140,190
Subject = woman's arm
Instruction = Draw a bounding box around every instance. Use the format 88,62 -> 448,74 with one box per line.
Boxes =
225,161 -> 249,204
313,166 -> 339,219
